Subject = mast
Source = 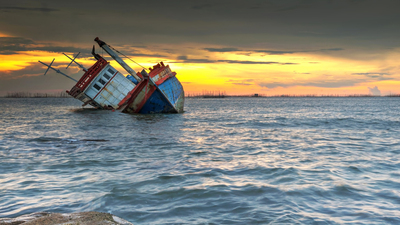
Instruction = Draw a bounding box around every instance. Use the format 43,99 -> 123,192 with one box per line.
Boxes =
63,52 -> 88,72
94,37 -> 142,82
38,59 -> 78,82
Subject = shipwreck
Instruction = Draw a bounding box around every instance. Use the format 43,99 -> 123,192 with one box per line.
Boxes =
39,37 -> 184,114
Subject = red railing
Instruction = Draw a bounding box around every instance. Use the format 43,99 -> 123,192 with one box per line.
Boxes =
67,57 -> 108,97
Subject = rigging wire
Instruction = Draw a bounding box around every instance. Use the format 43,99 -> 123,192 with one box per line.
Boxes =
107,44 -> 148,71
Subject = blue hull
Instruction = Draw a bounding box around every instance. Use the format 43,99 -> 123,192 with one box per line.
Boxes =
139,77 -> 184,114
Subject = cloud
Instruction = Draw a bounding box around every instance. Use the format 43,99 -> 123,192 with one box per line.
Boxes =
218,60 -> 296,65
320,48 -> 343,52
0,6 -> 58,12
0,61 -> 86,96
231,83 -> 253,85
0,62 -> 82,80
203,47 -> 240,52
258,70 -> 396,89
352,72 -> 391,76
226,79 -> 255,86
368,86 -> 381,96
1,0 -> 400,96
0,37 -> 34,45
294,71 -> 310,74
351,72 -> 392,80
175,56 -> 297,65
177,55 -> 188,60
203,47 -> 344,55
254,50 -> 307,55
228,79 -> 254,82
175,57 -> 215,64
0,36 -> 163,58
0,63 -> 44,80
0,37 -> 35,54
0,37 -> 87,55
0,63 -> 78,96
1,0 -> 400,53
258,79 -> 362,89
121,53 -> 166,58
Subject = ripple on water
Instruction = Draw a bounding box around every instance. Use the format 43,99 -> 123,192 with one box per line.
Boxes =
1,98 -> 400,224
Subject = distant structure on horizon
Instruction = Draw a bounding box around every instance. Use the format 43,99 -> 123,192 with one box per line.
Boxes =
5,92 -> 71,98
184,91 -> 400,98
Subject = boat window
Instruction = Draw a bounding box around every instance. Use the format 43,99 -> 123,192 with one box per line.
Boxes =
93,84 -> 101,91
107,68 -> 115,75
99,78 -> 106,85
103,73 -> 111,80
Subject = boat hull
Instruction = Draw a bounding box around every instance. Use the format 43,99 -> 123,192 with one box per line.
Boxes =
121,76 -> 184,114
66,37 -> 184,114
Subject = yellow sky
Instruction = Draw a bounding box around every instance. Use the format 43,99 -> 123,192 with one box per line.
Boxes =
1,42 -> 399,96
167,47 -> 399,96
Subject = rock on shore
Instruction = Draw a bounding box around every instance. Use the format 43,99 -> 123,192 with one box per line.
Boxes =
0,212 -> 133,225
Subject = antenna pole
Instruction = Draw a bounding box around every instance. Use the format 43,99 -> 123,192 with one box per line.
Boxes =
63,52 -> 88,72
38,60 -> 78,82
44,58 -> 55,75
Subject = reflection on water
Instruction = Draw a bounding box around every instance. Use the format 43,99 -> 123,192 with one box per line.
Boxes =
1,97 -> 400,224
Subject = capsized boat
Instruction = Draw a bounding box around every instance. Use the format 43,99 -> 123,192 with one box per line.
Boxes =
39,37 -> 184,114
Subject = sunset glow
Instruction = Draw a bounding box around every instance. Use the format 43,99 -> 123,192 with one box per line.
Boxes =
0,0 -> 399,96
1,45 -> 399,96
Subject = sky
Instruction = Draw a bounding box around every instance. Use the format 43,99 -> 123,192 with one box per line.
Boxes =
0,0 -> 400,96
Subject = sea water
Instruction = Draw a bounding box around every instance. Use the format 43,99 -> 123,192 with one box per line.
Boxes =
0,97 -> 399,224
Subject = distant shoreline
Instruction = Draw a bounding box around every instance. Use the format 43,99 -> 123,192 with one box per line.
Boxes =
2,91 -> 400,98
186,94 -> 400,98
3,92 -> 72,98
186,95 -> 400,98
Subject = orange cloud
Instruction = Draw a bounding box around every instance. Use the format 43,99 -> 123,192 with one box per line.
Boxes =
0,39 -> 399,96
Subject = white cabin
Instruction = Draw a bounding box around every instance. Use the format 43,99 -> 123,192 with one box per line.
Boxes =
84,64 -> 136,109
